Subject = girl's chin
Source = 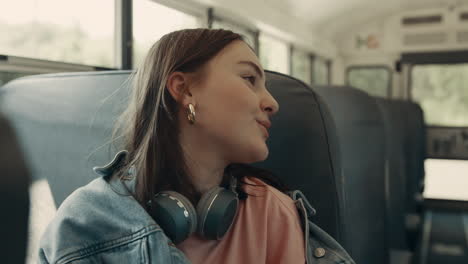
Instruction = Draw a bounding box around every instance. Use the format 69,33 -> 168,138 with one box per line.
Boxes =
249,144 -> 269,163
231,141 -> 269,164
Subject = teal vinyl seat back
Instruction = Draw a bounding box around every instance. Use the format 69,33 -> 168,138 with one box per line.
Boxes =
257,72 -> 345,241
314,85 -> 388,264
1,71 -> 131,206
375,98 -> 410,252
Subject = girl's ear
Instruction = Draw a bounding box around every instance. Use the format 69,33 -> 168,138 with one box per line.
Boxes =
166,72 -> 193,105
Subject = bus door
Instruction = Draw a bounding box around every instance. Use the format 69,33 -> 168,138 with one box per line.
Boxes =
401,50 -> 468,264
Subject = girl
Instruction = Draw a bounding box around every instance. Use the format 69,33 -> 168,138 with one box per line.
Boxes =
39,28 -> 354,264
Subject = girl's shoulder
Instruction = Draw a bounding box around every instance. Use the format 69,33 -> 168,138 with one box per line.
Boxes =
241,176 -> 298,215
39,176 -> 164,262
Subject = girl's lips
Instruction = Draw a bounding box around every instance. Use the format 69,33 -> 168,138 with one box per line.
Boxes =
257,120 -> 271,129
257,121 -> 270,138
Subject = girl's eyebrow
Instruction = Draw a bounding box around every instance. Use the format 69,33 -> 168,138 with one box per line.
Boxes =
237,60 -> 265,80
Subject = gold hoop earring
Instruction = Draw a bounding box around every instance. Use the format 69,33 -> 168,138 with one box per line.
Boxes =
187,103 -> 196,124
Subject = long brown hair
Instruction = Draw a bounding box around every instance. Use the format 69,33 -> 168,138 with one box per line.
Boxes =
113,28 -> 287,208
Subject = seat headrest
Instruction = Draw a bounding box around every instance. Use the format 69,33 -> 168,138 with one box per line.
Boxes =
1,71 -> 132,205
314,85 -> 387,263
375,98 -> 410,251
258,72 -> 344,241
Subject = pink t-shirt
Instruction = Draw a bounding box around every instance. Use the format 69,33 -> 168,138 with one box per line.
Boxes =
177,176 -> 306,264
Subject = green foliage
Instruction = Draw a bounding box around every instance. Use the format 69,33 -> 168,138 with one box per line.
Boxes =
291,49 -> 311,84
314,58 -> 328,85
412,64 -> 468,126
348,67 -> 389,97
0,20 -> 113,67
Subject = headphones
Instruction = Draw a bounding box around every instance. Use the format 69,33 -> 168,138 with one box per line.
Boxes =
148,177 -> 239,244
94,150 -> 239,244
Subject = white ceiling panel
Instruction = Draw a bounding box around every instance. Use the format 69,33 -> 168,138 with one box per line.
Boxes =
262,0 -> 466,38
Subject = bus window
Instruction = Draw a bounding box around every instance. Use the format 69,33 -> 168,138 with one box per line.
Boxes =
411,63 -> 468,201
133,0 -> 202,67
347,66 -> 390,97
211,19 -> 257,52
411,64 -> 468,127
259,34 -> 289,74
313,57 -> 330,85
0,0 -> 115,68
291,48 -> 311,85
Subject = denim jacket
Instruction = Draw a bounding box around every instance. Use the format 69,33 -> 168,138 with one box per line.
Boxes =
39,170 -> 355,264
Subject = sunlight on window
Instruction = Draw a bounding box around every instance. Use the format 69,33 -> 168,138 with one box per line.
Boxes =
133,0 -> 201,67
26,179 -> 57,264
412,64 -> 468,126
314,57 -> 329,86
348,67 -> 390,97
0,0 -> 114,67
423,159 -> 468,201
259,34 -> 289,74
212,20 -> 256,51
291,48 -> 311,84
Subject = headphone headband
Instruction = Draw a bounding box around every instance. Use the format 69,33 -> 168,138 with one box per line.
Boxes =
229,176 -> 238,194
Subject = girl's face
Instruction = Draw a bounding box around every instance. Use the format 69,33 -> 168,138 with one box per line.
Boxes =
188,40 -> 279,164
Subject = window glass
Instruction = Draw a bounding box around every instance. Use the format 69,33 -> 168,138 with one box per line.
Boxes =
347,67 -> 390,97
291,48 -> 311,84
259,34 -> 289,74
0,0 -> 114,67
133,0 -> 201,67
212,20 -> 256,51
0,71 -> 33,87
313,57 -> 329,85
411,64 -> 468,126
423,159 -> 468,201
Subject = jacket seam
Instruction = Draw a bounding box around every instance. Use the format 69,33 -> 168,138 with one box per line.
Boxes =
56,225 -> 162,264
139,235 -> 146,264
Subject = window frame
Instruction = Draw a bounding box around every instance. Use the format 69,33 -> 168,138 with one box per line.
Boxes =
290,45 -> 313,85
345,65 -> 392,97
115,0 -> 133,69
405,59 -> 468,202
0,55 -> 113,73
0,55 -> 114,87
311,55 -> 332,86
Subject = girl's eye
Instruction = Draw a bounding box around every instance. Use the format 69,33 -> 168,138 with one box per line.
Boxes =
243,75 -> 256,85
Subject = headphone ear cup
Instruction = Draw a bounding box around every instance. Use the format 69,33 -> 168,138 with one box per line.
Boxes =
196,187 -> 239,240
149,191 -> 197,244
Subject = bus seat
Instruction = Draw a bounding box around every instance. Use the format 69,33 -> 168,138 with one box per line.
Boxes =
375,98 -> 412,259
313,86 -> 388,264
0,113 -> 30,264
1,70 -> 347,262
399,100 -> 426,249
1,71 -> 131,206
401,101 -> 426,210
1,71 -> 131,263
257,72 -> 345,242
